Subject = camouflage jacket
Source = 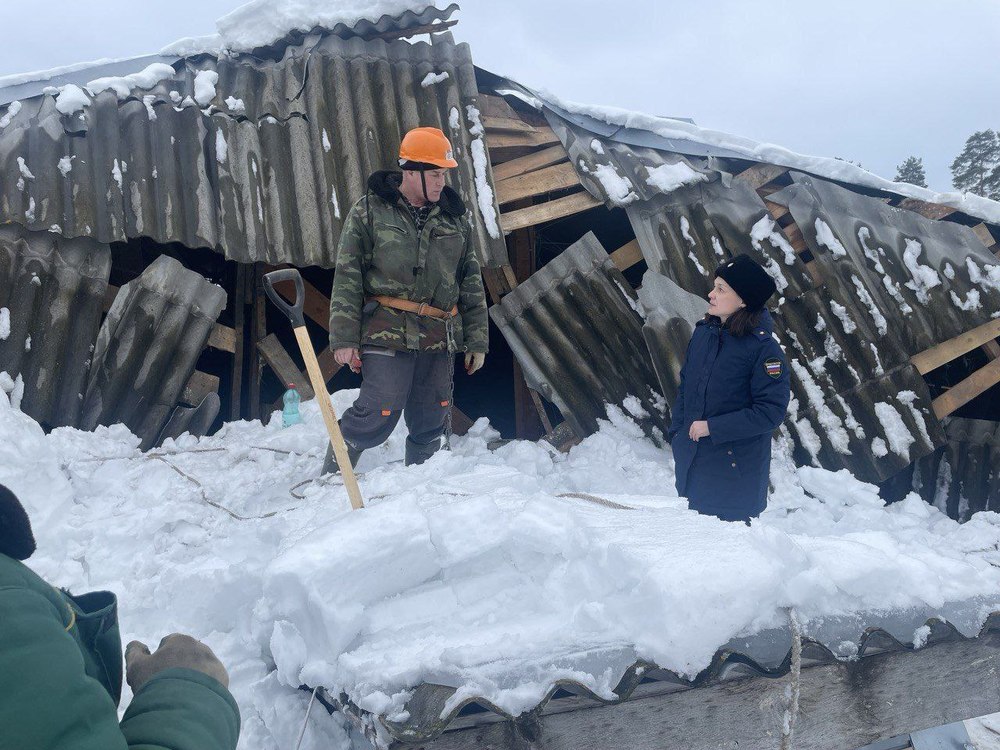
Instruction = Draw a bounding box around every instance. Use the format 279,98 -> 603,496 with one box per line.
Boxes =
329,171 -> 489,354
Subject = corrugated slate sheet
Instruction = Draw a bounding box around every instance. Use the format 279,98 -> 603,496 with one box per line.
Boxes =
0,29 -> 505,269
0,224 -> 110,427
330,602 -> 1000,749
489,231 -> 667,439
80,255 -> 226,449
914,418 -> 1000,521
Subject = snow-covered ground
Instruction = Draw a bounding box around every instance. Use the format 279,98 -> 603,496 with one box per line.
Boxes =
3,387 -> 1000,750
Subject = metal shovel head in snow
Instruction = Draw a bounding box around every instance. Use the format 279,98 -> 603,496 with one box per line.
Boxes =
262,269 -> 364,511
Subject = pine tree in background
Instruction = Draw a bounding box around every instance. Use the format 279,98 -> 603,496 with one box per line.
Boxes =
951,130 -> 1000,199
894,156 -> 927,188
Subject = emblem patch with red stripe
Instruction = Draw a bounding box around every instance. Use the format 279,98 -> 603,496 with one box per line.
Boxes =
765,358 -> 782,379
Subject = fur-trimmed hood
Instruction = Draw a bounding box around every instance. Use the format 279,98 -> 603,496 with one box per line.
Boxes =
366,170 -> 466,218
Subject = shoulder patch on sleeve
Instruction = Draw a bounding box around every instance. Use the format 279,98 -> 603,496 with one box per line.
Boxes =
764,357 -> 783,379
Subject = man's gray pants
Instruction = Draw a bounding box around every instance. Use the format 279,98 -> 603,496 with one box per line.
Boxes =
340,346 -> 453,452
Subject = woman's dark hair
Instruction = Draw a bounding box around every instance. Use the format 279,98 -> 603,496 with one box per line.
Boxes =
704,307 -> 763,337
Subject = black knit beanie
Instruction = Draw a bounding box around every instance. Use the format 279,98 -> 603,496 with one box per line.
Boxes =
714,255 -> 777,312
0,484 -> 35,560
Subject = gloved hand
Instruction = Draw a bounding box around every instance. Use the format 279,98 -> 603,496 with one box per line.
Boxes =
125,634 -> 230,692
465,352 -> 485,375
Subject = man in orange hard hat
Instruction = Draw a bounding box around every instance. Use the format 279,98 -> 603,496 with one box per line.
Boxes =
325,126 -> 488,472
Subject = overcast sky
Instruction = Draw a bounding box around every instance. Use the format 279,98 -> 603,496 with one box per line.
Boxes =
1,0 -> 997,192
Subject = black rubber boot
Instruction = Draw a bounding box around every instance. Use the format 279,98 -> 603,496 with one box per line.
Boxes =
322,441 -> 364,475
405,436 -> 441,466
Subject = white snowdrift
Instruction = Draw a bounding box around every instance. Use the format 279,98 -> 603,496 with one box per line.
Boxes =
1,388 -> 999,749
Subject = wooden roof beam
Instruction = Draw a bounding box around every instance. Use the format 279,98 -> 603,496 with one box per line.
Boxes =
911,318 -> 1000,375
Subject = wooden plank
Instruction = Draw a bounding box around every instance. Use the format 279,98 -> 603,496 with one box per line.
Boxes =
451,405 -> 473,437
492,144 -> 570,183
257,334 -> 314,400
481,266 -> 516,305
501,265 -> 518,289
316,347 -> 342,383
482,115 -> 537,134
423,633 -> 1000,750
181,370 -> 219,406
931,356 -> 1000,419
272,277 -> 330,331
496,161 -> 582,205
734,163 -> 788,190
500,190 -> 602,233
765,199 -> 790,221
982,340 -> 1000,361
486,127 -> 560,150
897,197 -> 957,221
248,264 -> 268,420
910,318 -> 1000,375
610,239 -> 643,272
972,222 -> 998,252
230,264 -> 248,421
782,222 -> 808,253
476,93 -> 522,121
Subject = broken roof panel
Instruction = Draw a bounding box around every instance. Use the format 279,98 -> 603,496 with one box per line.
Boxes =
0,30 -> 506,269
915,418 -> 1000,521
0,225 -> 110,428
768,173 -> 1000,355
489,231 -> 667,439
80,254 -> 226,450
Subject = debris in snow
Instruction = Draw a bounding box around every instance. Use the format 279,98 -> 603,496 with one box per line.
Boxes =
874,401 -> 914,460
86,63 -> 176,100
901,238 -> 941,304
420,71 -> 449,88
813,218 -> 847,258
465,105 -> 501,240
645,161 -> 708,193
216,129 -> 228,164
142,95 -> 157,121
0,308 -> 9,339
54,85 -> 91,115
225,96 -> 246,114
193,70 -> 219,107
0,100 -> 22,129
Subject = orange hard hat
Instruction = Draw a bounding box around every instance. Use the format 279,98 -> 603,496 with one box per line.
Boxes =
398,127 -> 458,169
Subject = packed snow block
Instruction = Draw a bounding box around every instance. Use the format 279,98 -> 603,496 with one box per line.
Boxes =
913,418 -> 1000,521
0,29 -> 506,268
80,255 -> 226,450
623,177 -> 815,302
767,173 -> 1000,356
490,231 -> 667,440
782,360 -> 944,484
635,270 -> 705,406
0,224 -> 111,427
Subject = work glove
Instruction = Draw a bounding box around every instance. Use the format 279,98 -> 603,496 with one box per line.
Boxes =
126,634 -> 230,692
465,351 -> 485,375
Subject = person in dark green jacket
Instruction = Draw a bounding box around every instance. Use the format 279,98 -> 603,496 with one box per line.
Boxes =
0,483 -> 241,750
325,126 -> 489,471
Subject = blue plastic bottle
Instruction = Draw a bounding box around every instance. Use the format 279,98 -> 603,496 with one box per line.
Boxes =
282,383 -> 303,427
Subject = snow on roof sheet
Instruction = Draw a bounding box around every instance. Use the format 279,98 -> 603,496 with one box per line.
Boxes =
5,387 -> 1000,748
497,82 -> 1000,227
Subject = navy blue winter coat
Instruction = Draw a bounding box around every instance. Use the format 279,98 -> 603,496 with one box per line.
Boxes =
668,309 -> 790,521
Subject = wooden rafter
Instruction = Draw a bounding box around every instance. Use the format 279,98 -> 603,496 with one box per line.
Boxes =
485,127 -> 560,150
896,197 -> 957,221
182,370 -> 220,406
499,191 -> 602,234
270,276 -> 331,330
610,239 -> 643,272
492,144 -> 570,183
496,161 -> 582,206
257,333 -> 314,399
735,164 -> 789,191
931,357 -> 1000,419
910,318 -> 1000,375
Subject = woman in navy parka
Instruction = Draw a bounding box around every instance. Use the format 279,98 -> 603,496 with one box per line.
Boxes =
668,255 -> 790,522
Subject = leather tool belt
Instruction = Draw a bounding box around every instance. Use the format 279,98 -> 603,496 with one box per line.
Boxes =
370,295 -> 457,320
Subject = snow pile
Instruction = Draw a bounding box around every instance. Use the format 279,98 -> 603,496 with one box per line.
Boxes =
164,0 -> 438,55
86,63 -> 176,100
3,390 -> 1000,749
420,71 -> 449,88
645,161 -> 708,193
